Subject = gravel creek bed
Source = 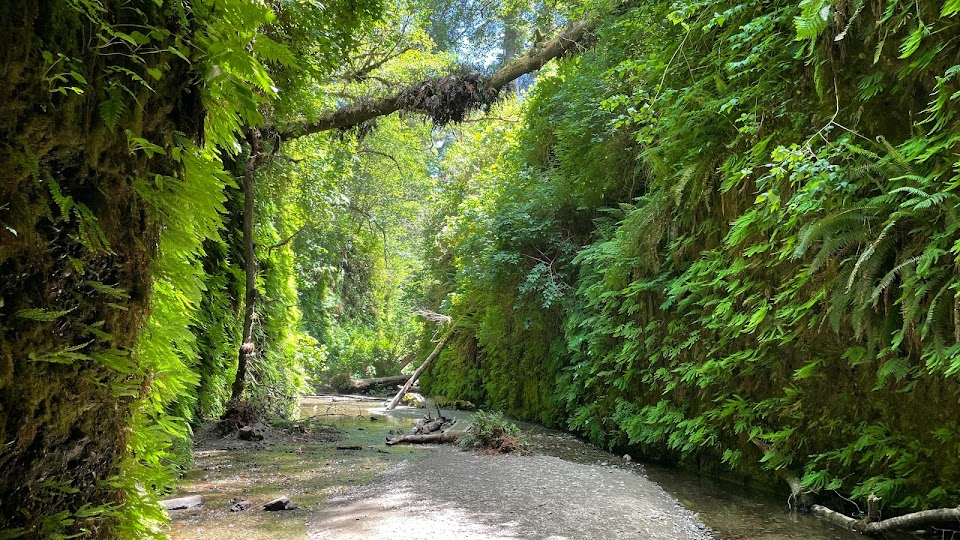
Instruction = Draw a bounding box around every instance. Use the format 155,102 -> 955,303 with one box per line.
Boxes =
307,404 -> 713,540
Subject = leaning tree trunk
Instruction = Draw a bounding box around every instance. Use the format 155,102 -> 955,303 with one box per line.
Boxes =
386,326 -> 455,410
0,1 -> 203,534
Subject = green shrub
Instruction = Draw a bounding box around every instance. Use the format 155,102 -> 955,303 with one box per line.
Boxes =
459,410 -> 530,454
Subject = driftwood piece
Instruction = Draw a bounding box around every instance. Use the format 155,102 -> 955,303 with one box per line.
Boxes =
753,440 -> 960,535
385,432 -> 462,446
350,374 -> 411,393
160,495 -> 203,510
387,326 -> 455,410
412,417 -> 446,435
230,499 -> 254,512
812,504 -> 960,535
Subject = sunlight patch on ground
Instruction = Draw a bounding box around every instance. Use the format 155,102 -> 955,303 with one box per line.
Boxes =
309,487 -> 525,540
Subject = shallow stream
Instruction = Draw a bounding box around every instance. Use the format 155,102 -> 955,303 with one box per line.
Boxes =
383,403 -> 916,540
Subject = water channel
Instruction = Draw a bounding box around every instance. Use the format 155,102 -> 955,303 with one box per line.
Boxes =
383,401 -> 919,540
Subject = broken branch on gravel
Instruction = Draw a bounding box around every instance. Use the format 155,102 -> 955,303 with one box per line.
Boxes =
385,432 -> 462,446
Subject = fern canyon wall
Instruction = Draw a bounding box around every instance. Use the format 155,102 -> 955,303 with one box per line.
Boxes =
0,1 -> 217,535
421,0 -> 960,514
5,0 -> 960,536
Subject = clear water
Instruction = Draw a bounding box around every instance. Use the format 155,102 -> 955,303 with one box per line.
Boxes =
389,401 -> 919,540
512,419 -> 918,540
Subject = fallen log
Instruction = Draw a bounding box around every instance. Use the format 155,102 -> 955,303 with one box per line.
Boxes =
812,504 -> 960,535
752,440 -> 960,535
387,326 -> 455,410
395,351 -> 417,371
350,374 -> 411,393
160,495 -> 203,511
412,417 -> 447,435
385,432 -> 462,446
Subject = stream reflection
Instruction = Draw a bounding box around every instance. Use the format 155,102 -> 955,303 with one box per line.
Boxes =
521,423 -> 917,540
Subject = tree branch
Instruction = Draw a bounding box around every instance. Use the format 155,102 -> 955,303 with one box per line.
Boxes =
278,17 -> 597,140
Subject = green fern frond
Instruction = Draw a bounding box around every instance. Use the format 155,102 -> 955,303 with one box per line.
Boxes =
99,84 -> 127,131
846,220 -> 896,292
870,254 -> 925,305
794,206 -> 873,259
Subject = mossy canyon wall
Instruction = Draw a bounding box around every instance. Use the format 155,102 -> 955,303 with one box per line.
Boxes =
421,0 -> 960,514
0,1 -> 202,534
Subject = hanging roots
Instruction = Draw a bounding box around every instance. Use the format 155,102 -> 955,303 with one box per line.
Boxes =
398,69 -> 500,126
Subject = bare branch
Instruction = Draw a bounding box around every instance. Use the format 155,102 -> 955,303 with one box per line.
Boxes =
358,148 -> 404,176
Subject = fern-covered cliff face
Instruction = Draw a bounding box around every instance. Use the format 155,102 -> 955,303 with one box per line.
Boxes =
0,0 -> 382,534
422,0 -> 960,513
0,1 -> 205,535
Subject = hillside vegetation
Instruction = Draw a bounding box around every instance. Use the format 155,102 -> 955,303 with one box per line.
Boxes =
421,0 -> 960,514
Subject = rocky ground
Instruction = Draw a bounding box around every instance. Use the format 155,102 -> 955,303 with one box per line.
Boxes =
168,395 -> 712,540
308,442 -> 713,540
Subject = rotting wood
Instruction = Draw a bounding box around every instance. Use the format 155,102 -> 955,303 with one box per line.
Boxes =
385,432 -> 462,446
350,374 -> 412,393
386,326 -> 455,410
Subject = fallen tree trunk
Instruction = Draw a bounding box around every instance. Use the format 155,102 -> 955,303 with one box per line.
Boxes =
350,374 -> 411,393
752,440 -> 960,535
277,17 -> 597,139
385,432 -> 462,446
412,417 -> 447,435
386,326 -> 455,410
396,351 -> 417,371
160,495 -> 203,511
811,504 -> 960,535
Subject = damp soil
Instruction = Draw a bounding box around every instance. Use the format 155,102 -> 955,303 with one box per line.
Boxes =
166,396 -> 427,539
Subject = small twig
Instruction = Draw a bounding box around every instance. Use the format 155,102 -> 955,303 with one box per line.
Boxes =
266,227 -> 306,253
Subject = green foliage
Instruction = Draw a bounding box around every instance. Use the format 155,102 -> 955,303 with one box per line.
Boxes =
421,0 -> 960,514
458,410 -> 531,454
125,139 -> 233,537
